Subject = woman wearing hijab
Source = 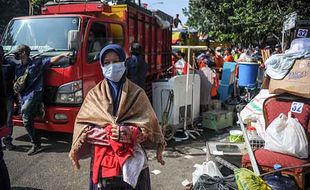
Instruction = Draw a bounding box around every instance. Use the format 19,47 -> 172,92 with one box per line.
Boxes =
69,44 -> 166,190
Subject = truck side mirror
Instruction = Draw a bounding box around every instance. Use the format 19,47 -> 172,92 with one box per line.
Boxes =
68,30 -> 80,50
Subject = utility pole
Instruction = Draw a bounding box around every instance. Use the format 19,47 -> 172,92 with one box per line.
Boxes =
28,0 -> 33,16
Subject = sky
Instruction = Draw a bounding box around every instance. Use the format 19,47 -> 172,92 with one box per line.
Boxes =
141,0 -> 189,23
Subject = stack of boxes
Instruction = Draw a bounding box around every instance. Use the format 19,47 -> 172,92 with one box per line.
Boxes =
202,100 -> 234,131
218,62 -> 237,102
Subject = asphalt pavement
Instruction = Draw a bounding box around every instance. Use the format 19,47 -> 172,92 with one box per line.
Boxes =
3,126 -> 240,190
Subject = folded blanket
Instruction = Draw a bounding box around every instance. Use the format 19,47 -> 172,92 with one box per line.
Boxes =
265,50 -> 310,79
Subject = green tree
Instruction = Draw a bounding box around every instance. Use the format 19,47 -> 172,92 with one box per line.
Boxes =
184,0 -> 310,45
0,0 -> 28,30
31,0 -> 49,15
0,0 -> 50,31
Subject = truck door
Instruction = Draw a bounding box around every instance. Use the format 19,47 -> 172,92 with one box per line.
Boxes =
82,18 -> 125,94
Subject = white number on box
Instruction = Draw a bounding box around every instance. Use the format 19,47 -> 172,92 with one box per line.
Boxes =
297,29 -> 308,38
291,102 -> 304,113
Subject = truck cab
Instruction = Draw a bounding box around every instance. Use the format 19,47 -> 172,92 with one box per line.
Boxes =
1,1 -> 172,133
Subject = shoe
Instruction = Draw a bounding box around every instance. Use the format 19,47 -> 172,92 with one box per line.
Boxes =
4,142 -> 16,151
27,144 -> 43,156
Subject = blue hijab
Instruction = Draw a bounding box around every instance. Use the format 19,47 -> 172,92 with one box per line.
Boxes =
99,44 -> 126,115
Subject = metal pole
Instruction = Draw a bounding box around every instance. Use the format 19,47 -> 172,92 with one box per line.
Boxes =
183,47 -> 190,131
237,113 -> 260,175
281,29 -> 285,51
172,46 -> 207,141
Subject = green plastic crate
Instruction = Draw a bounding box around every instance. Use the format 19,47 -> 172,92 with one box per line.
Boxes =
202,110 -> 233,131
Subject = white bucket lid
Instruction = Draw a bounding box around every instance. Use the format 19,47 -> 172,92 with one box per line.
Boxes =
230,130 -> 243,136
238,62 -> 259,65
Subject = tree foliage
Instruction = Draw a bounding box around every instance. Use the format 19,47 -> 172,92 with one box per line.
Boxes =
184,0 -> 310,45
31,0 -> 49,15
0,0 -> 28,31
0,0 -> 48,31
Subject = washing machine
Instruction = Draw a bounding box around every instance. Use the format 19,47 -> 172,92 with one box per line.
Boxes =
152,74 -> 201,127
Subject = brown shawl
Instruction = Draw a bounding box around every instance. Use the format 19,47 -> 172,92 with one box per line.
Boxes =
69,79 -> 166,169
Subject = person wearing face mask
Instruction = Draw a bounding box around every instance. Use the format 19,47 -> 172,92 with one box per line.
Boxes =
8,44 -> 70,156
214,46 -> 224,79
69,44 -> 166,190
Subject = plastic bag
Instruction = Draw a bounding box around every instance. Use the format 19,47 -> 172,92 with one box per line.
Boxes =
235,168 -> 271,190
193,174 -> 237,190
264,112 -> 309,158
192,161 -> 223,185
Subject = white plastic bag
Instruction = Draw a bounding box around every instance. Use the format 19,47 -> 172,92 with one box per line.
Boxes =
192,161 -> 223,185
264,112 -> 308,159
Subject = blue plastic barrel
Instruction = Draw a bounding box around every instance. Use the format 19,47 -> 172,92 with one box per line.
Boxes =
238,62 -> 259,87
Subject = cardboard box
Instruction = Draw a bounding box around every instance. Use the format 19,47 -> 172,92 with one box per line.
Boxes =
269,59 -> 310,98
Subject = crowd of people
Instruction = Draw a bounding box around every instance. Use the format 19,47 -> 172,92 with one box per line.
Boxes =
170,44 -> 283,112
172,44 -> 282,74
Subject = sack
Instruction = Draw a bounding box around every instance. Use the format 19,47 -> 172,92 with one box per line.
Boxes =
13,68 -> 29,93
264,112 -> 309,159
269,59 -> 310,98
235,168 -> 271,190
192,161 -> 223,185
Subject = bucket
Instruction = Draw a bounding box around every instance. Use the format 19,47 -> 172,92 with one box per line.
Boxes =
229,130 -> 244,143
238,62 -> 259,87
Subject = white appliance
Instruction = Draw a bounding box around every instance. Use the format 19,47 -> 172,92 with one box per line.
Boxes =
152,74 -> 201,127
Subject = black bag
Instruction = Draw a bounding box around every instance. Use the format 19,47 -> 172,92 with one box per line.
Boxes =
193,174 -> 237,190
13,66 -> 29,94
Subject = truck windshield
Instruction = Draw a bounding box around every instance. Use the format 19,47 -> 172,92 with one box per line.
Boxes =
1,17 -> 80,52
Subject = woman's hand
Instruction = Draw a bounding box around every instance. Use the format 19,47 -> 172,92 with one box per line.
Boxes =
111,125 -> 133,143
111,125 -> 144,144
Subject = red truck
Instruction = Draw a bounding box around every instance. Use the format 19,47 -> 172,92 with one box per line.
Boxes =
0,0 -> 172,133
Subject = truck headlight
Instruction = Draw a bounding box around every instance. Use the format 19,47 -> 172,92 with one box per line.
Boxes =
55,80 -> 83,104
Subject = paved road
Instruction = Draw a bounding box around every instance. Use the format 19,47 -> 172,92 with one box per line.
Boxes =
3,126 -> 239,190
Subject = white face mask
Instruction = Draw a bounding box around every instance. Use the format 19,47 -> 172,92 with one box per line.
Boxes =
102,62 -> 126,82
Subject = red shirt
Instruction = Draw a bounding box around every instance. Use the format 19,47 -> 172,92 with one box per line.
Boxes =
92,125 -> 139,184
214,55 -> 224,68
224,55 -> 234,62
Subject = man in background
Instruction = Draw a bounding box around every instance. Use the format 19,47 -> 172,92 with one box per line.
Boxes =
273,44 -> 282,54
224,47 -> 234,62
173,14 -> 183,28
232,47 -> 240,61
214,46 -> 224,79
9,44 -> 70,156
88,30 -> 101,53
126,43 -> 148,89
